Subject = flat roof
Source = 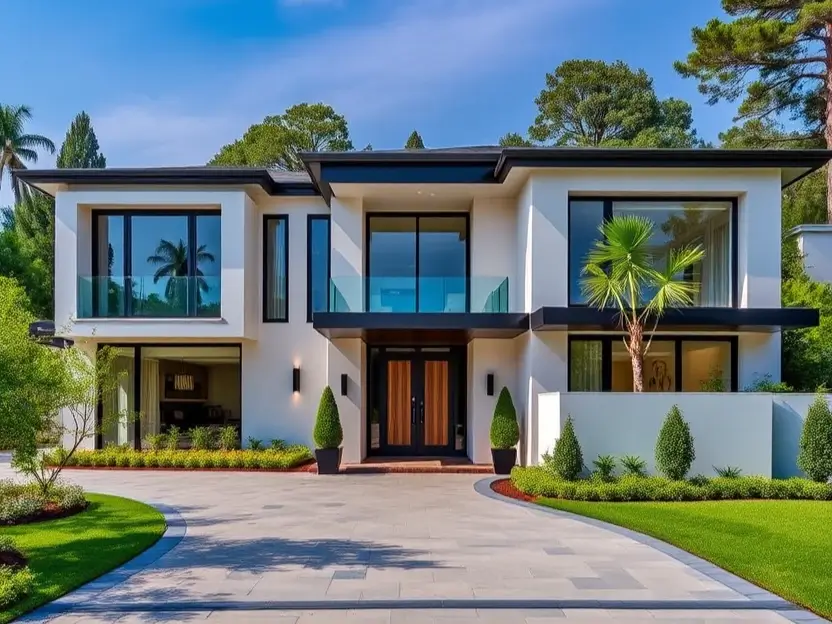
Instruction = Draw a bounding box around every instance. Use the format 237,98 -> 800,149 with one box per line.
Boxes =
14,147 -> 832,200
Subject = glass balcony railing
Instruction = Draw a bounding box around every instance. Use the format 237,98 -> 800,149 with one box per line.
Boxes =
328,276 -> 509,313
78,276 -> 221,319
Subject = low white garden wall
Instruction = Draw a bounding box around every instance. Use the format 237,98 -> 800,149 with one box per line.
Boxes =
537,392 -> 774,477
771,394 -> 832,478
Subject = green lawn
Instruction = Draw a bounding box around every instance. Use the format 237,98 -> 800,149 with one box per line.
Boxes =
539,498 -> 832,619
0,493 -> 166,623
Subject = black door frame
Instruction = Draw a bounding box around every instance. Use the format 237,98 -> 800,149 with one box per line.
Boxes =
369,346 -> 466,457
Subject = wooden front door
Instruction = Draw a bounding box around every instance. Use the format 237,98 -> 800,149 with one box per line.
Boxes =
379,352 -> 456,455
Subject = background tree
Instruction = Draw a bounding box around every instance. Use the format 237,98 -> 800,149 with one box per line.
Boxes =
581,215 -> 704,391
210,103 -> 353,171
405,130 -> 425,149
511,60 -> 702,148
0,104 -> 55,202
498,132 -> 533,147
56,111 -> 106,169
676,1 -> 832,220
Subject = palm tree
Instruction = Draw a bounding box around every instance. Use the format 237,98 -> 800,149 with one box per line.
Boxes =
580,215 -> 704,392
146,239 -> 216,311
0,105 -> 56,203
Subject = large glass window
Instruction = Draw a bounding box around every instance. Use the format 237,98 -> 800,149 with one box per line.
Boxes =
307,215 -> 330,321
568,199 -> 733,307
264,215 -> 289,321
366,214 -> 468,312
569,336 -> 735,392
92,211 -> 221,318
101,347 -> 136,447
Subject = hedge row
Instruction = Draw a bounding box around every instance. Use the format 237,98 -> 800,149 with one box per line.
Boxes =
0,566 -> 34,609
510,466 -> 832,502
46,447 -> 313,470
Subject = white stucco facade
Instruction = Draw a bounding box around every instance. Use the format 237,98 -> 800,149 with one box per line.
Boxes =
40,151 -> 816,466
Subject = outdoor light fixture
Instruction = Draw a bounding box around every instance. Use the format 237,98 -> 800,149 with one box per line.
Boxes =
486,373 -> 495,396
293,366 -> 301,393
340,373 -> 348,397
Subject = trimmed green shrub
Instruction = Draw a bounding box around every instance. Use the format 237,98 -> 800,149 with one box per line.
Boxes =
620,455 -> 647,478
591,455 -> 616,482
655,405 -> 695,480
546,416 -> 583,481
0,566 -> 34,609
165,425 -> 181,451
218,426 -> 239,451
489,387 -> 520,449
144,433 -> 166,451
510,466 -> 832,502
313,385 -> 343,449
247,437 -> 264,451
190,427 -> 214,451
797,393 -> 832,482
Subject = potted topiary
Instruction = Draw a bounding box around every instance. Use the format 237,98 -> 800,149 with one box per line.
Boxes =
490,387 -> 520,474
313,386 -> 343,474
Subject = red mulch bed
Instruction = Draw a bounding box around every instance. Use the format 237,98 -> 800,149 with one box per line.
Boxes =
3,501 -> 89,527
58,459 -> 318,473
490,478 -> 538,503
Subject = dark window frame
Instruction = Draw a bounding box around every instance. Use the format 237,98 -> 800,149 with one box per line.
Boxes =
567,334 -> 739,392
307,214 -> 331,322
364,212 -> 471,313
567,197 -> 739,309
263,214 -> 290,323
95,342 -> 242,450
91,209 -> 221,318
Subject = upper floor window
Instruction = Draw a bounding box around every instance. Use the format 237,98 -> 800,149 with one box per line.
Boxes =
89,211 -> 221,318
264,215 -> 289,322
568,198 -> 734,307
307,215 -> 330,321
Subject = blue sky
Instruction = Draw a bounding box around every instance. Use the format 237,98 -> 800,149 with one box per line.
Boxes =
2,0 -> 737,206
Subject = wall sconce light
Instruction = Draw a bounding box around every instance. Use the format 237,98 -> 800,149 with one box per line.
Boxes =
340,373 -> 348,397
292,366 -> 301,393
486,373 -> 495,396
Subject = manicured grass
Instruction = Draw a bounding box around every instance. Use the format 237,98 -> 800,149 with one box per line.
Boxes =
539,498 -> 832,619
0,493 -> 166,623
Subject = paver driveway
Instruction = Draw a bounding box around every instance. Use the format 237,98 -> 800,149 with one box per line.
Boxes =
0,465 -> 818,624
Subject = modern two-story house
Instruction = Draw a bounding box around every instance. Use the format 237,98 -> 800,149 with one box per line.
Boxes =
17,147 -> 829,467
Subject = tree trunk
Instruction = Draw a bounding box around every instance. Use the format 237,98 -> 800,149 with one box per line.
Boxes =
628,325 -> 645,392
825,23 -> 832,223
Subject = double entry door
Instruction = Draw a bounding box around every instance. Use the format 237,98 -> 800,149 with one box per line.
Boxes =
379,350 -> 460,456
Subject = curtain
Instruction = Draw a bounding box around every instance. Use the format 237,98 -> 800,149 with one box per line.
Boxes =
704,222 -> 729,306
141,357 -> 161,443
570,341 -> 603,391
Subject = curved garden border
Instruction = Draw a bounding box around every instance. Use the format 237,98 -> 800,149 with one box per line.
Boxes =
14,502 -> 187,623
474,477 -> 826,624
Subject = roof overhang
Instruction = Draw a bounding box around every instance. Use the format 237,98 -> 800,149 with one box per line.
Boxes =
312,312 -> 529,342
12,167 -> 317,198
530,307 -> 819,332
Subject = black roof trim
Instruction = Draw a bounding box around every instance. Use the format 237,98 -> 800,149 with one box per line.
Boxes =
530,306 -> 819,331
12,167 -> 317,197
312,312 -> 529,341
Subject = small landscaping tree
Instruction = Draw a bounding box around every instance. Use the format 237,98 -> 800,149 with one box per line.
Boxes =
797,393 -> 832,483
490,387 -> 519,449
313,385 -> 343,449
549,415 -> 583,481
655,404 -> 695,480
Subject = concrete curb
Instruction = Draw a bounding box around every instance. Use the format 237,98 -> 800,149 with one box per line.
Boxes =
17,501 -> 187,623
475,476 -> 830,624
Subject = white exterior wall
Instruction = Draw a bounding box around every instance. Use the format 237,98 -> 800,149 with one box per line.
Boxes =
792,225 -> 832,283
771,394 -> 832,478
538,392 -> 774,477
330,197 -> 364,311
470,198 -> 517,312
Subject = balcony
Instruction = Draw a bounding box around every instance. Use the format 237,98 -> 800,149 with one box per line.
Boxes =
328,276 -> 509,313
78,276 -> 221,319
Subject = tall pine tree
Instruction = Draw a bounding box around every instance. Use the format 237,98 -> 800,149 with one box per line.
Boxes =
676,1 -> 832,220
405,130 -> 425,149
56,111 -> 106,169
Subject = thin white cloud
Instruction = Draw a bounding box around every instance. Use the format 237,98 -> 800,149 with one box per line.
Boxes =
92,0 -> 595,166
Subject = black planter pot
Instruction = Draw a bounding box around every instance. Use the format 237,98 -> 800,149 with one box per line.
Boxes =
315,448 -> 342,475
491,448 -> 517,475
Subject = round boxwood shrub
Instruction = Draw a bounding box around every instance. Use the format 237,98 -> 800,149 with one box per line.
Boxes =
797,393 -> 832,482
313,386 -> 343,450
490,387 -> 519,449
655,404 -> 695,480
550,415 -> 583,481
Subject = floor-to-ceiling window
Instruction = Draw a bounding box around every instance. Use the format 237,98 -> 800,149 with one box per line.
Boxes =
366,214 -> 468,312
90,211 -> 221,318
